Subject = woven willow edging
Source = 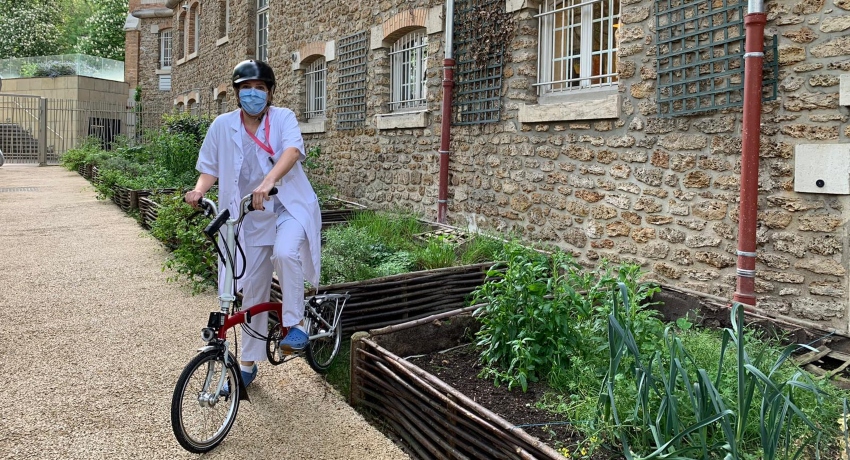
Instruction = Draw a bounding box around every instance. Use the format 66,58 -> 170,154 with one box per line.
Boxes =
350,308 -> 565,460
271,261 -> 495,334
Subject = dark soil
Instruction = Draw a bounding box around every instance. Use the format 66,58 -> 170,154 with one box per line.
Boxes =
408,344 -> 615,460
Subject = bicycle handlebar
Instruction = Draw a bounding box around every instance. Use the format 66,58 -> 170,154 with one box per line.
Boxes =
198,187 -> 279,240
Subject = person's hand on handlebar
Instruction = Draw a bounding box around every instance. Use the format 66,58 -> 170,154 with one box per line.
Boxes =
251,179 -> 277,211
185,189 -> 205,209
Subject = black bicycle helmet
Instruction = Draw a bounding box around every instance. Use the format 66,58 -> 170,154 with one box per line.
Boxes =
231,60 -> 276,90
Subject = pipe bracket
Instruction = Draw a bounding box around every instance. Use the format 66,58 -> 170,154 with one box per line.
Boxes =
736,250 -> 757,258
736,268 -> 757,278
743,52 -> 764,58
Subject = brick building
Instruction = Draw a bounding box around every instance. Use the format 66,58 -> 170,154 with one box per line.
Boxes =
126,0 -> 850,332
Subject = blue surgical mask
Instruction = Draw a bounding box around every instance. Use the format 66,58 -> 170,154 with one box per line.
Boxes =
239,88 -> 268,116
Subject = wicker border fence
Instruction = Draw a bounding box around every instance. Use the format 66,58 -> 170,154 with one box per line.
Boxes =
350,308 -> 566,460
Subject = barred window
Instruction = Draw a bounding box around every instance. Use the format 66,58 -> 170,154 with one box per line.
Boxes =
389,30 -> 428,112
256,0 -> 269,62
305,58 -> 326,120
536,0 -> 619,94
160,29 -> 172,69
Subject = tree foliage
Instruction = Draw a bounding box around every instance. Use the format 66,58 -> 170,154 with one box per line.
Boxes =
74,0 -> 128,61
0,0 -> 63,59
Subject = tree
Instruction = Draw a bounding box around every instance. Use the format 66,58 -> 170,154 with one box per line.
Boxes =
0,0 -> 63,59
74,0 -> 128,61
57,0 -> 95,53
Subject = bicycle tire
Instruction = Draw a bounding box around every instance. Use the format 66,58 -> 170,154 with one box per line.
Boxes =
305,299 -> 342,373
171,349 -> 240,453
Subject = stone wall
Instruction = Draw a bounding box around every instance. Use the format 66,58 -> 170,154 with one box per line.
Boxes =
144,0 -> 850,332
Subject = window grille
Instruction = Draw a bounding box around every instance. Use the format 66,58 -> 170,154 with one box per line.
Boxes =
452,0 -> 509,125
160,30 -> 172,69
535,0 -> 619,94
389,30 -> 428,111
256,0 -> 269,62
336,31 -> 368,130
305,58 -> 326,120
655,0 -> 778,116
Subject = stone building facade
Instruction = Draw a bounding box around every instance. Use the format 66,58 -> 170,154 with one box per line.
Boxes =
127,0 -> 850,332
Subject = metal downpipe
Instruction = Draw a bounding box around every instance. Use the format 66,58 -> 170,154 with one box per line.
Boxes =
734,0 -> 766,306
438,0 -> 455,224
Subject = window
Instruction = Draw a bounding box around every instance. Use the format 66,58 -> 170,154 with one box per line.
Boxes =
194,6 -> 200,54
389,30 -> 428,111
177,12 -> 186,59
160,29 -> 172,69
536,0 -> 619,95
256,0 -> 269,62
187,3 -> 200,55
219,0 -> 230,38
305,58 -> 326,120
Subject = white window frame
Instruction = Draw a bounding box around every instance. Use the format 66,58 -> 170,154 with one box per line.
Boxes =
389,30 -> 428,112
256,0 -> 269,62
160,29 -> 172,69
536,0 -> 619,96
305,58 -> 327,120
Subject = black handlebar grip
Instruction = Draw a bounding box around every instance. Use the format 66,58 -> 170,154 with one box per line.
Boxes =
247,187 -> 279,212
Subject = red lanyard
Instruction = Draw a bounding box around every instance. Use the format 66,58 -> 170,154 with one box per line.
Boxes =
241,111 -> 274,156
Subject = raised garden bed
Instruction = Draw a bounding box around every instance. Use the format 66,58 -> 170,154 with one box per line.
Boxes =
138,196 -> 161,229
271,261 -> 495,334
351,308 -> 567,460
349,286 -> 850,460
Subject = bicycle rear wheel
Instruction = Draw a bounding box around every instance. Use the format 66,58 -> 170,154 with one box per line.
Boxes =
171,349 -> 240,453
305,299 -> 342,373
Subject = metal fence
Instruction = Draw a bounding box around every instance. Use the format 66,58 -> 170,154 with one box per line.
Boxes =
0,94 -> 227,165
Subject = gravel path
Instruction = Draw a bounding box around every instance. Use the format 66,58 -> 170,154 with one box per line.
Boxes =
0,165 -> 409,459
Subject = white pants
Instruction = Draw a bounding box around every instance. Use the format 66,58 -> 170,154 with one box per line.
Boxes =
234,211 -> 307,362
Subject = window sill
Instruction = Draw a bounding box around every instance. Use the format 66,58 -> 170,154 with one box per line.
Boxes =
376,110 -> 429,130
176,53 -> 198,67
299,118 -> 326,134
216,36 -> 229,47
156,68 -> 172,75
519,88 -> 620,123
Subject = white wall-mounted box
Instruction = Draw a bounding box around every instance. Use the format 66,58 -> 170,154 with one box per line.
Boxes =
841,74 -> 850,106
794,144 -> 850,195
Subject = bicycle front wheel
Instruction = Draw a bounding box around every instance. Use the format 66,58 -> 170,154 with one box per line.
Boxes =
305,299 -> 342,373
171,349 -> 240,453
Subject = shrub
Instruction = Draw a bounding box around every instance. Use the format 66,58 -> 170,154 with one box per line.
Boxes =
149,191 -> 218,294
59,136 -> 103,171
472,245 -> 661,392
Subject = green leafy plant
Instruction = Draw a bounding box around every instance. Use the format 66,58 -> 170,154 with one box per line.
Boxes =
416,236 -> 457,270
59,136 -> 104,171
302,145 -> 337,208
599,285 -> 840,460
149,191 -> 218,293
472,244 -> 662,392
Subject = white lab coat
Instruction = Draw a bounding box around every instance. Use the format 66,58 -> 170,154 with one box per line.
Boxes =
196,107 -> 321,288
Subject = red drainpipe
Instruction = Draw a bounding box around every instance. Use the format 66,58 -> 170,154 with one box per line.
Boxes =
733,3 -> 766,306
438,0 -> 455,224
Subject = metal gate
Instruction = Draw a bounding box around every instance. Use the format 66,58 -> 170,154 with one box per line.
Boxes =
0,94 -> 46,164
0,94 -> 128,165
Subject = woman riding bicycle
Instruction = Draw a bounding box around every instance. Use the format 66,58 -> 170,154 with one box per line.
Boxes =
184,60 -> 321,389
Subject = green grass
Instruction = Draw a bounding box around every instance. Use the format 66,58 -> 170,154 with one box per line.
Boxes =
324,344 -> 351,399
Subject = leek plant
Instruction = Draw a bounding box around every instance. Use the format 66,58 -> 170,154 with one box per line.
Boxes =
599,283 -> 838,460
